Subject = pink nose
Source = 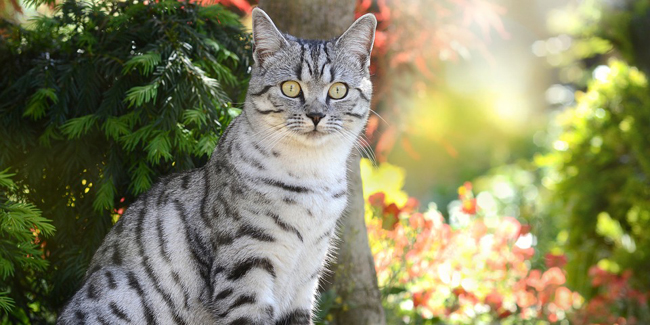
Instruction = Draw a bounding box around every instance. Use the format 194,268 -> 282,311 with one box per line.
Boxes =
306,112 -> 325,126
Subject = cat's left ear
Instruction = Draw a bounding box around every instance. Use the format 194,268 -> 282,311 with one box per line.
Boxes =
336,14 -> 377,67
252,8 -> 289,66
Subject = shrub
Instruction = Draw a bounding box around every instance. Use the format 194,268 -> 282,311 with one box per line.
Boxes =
539,60 -> 650,323
0,169 -> 54,322
0,0 -> 250,321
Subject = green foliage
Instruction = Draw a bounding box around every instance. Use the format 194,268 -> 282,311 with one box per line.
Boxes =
540,60 -> 650,306
0,0 -> 251,322
538,2 -> 650,315
0,169 -> 54,319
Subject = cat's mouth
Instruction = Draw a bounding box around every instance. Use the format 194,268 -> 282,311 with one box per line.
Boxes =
304,129 -> 325,138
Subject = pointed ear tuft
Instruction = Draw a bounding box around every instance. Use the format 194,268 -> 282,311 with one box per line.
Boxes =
252,8 -> 288,66
336,14 -> 377,67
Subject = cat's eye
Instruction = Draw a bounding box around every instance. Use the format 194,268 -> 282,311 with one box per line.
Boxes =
281,81 -> 301,98
328,82 -> 348,99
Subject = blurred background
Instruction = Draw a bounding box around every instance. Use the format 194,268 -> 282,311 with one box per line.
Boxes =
2,0 -> 650,324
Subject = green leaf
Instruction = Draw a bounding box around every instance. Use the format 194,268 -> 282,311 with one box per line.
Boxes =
146,131 -> 173,164
61,115 -> 98,139
0,259 -> 15,281
122,51 -> 162,76
182,109 -> 208,126
121,124 -> 154,151
0,291 -> 15,314
22,88 -> 57,120
93,178 -> 115,212
125,83 -> 159,107
131,162 -> 153,195
0,169 -> 16,189
103,116 -> 130,140
203,38 -> 221,52
1,202 -> 54,237
197,134 -> 218,156
38,124 -> 62,147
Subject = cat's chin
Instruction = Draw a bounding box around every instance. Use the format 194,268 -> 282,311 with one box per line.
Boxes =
290,129 -> 341,148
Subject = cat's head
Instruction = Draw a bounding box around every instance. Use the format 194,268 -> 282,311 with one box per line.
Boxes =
245,8 -> 376,149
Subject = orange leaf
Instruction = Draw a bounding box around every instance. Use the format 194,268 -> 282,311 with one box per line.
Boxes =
375,125 -> 397,162
400,136 -> 421,160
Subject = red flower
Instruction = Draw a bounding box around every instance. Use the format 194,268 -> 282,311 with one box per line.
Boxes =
461,198 -> 477,214
485,291 -> 504,310
526,270 -> 545,292
368,192 -> 386,207
382,203 -> 401,230
516,290 -> 537,308
413,291 -> 431,308
497,310 -> 512,319
402,197 -> 420,213
513,246 -> 535,260
542,267 -> 566,287
589,266 -> 614,287
554,286 -> 573,311
545,253 -> 568,268
496,217 -> 521,240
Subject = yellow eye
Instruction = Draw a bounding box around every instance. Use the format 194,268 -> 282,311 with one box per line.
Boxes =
281,81 -> 301,98
328,82 -> 348,99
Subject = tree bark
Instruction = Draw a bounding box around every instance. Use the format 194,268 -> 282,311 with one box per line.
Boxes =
257,2 -> 385,324
258,0 -> 356,39
326,152 -> 386,325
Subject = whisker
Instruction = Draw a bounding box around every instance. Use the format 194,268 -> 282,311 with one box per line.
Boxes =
339,128 -> 377,165
370,109 -> 389,126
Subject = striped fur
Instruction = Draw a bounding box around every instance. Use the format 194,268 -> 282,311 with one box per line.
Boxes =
58,8 -> 376,325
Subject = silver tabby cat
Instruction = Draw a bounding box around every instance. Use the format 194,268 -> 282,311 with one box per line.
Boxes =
58,8 -> 376,325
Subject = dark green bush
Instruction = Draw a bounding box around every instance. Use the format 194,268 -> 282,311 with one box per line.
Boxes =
0,0 -> 251,322
0,169 -> 54,319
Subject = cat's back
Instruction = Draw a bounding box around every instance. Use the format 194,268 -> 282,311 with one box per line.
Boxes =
58,166 -> 218,324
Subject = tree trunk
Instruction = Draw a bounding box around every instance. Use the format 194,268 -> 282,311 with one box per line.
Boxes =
257,2 -> 385,324
258,0 -> 356,39
326,152 -> 386,325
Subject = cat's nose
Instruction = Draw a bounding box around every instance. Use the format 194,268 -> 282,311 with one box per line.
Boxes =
306,112 -> 325,126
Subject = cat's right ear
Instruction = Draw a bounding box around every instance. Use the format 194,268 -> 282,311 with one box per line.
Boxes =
252,8 -> 288,66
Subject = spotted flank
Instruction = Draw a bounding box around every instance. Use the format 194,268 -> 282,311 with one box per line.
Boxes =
58,8 -> 376,325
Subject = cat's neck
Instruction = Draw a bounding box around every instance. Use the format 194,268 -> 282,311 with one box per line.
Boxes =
221,116 -> 353,183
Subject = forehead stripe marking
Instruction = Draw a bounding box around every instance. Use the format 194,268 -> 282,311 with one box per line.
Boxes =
296,46 -> 305,80
344,112 -> 364,119
355,87 -> 370,102
304,44 -> 314,78
309,44 -> 319,77
251,85 -> 273,97
321,45 -> 332,78
313,44 -> 321,79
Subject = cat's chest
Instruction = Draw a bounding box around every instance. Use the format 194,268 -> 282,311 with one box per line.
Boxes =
275,184 -> 346,235
269,190 -> 344,309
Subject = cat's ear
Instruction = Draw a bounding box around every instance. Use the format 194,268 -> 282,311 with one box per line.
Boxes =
251,8 -> 288,66
336,13 -> 377,67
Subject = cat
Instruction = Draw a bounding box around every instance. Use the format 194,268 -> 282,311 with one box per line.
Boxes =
57,7 -> 376,325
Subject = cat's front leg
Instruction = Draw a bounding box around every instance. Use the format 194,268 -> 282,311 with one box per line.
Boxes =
275,278 -> 318,325
210,261 -> 278,325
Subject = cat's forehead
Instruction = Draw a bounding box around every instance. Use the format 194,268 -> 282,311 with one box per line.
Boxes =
259,36 -> 363,86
